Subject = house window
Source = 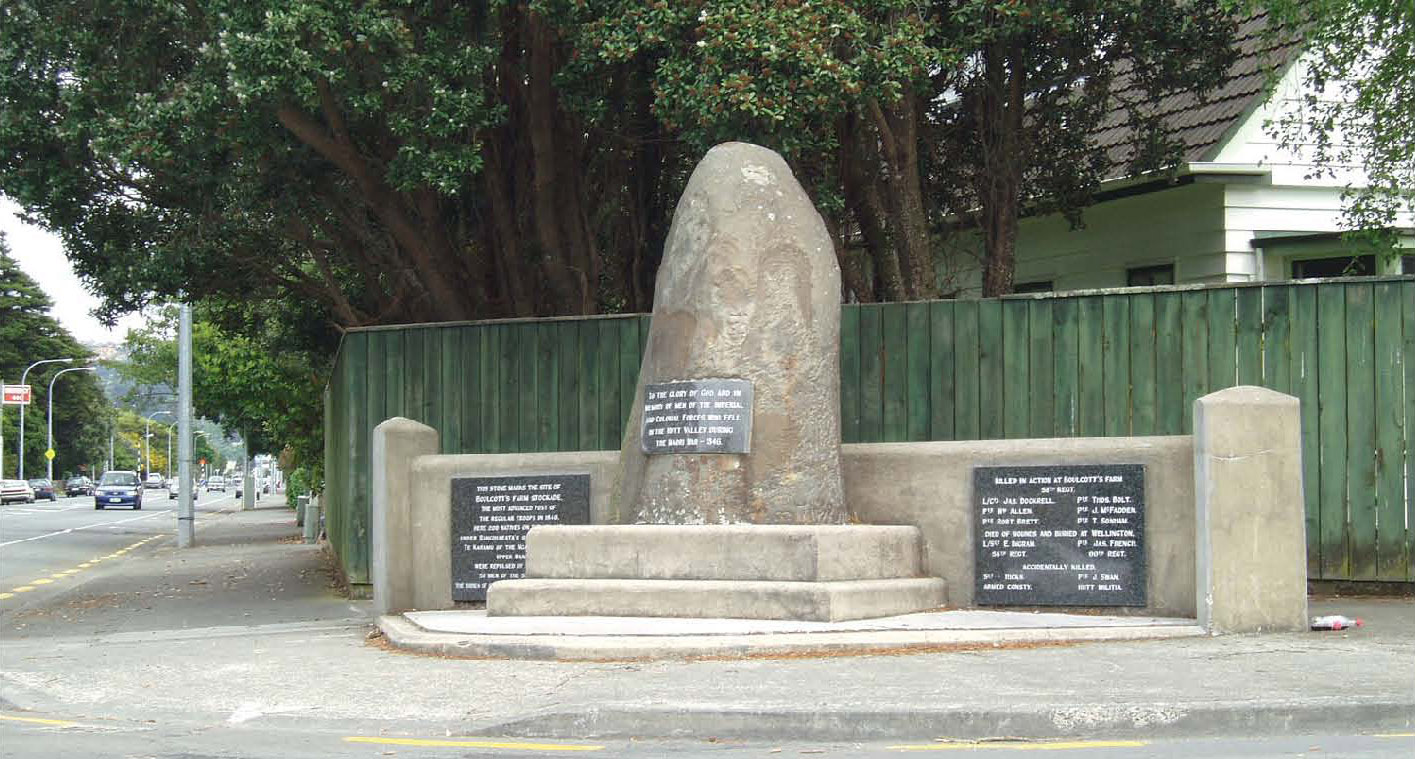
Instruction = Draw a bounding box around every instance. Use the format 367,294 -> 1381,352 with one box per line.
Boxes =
1126,264 -> 1174,287
1291,255 -> 1375,279
1013,280 -> 1053,294
1403,255 -> 1414,275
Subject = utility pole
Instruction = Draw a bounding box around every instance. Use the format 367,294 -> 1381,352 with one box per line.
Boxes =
177,303 -> 195,548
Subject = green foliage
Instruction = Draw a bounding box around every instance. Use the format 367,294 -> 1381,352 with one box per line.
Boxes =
285,466 -> 310,509
117,305 -> 325,481
0,236 -> 110,478
1250,0 -> 1415,252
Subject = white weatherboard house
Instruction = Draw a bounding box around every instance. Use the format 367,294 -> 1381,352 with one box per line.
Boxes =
1006,16 -> 1411,294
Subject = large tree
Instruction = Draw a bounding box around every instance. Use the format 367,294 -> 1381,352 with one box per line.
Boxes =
581,0 -> 1237,299
2,0 -> 1243,332
0,0 -> 676,330
0,236 -> 110,479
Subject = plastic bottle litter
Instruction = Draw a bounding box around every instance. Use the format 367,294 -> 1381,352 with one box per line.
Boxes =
1310,614 -> 1364,631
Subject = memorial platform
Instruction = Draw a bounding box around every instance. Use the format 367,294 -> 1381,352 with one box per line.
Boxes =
379,607 -> 1202,660
485,524 -> 947,621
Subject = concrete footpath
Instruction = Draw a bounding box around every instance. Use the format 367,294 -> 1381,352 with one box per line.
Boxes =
1,500 -> 1411,742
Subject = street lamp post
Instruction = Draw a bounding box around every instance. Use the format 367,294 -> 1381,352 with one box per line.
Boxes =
46,366 -> 97,482
20,357 -> 76,480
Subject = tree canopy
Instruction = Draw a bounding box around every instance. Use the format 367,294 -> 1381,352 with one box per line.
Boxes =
1253,0 -> 1415,250
1,0 -> 1244,327
0,236 -> 110,479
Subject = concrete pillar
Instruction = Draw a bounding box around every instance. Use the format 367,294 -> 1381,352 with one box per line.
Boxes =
371,417 -> 439,616
1193,386 -> 1308,633
304,495 -> 320,544
297,494 -> 308,526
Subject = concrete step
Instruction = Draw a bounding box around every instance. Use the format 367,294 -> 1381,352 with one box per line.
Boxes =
523,524 -> 925,582
486,577 -> 948,622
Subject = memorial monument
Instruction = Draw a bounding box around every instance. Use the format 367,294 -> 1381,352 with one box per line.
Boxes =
486,143 -> 945,621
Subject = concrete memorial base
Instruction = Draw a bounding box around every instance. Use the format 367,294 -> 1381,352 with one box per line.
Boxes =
486,525 -> 946,622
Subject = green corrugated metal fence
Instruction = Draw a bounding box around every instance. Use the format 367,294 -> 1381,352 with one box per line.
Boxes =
325,278 -> 1415,589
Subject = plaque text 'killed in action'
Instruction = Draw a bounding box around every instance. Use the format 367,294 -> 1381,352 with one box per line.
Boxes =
641,379 -> 753,454
450,473 -> 590,601
974,464 -> 1146,607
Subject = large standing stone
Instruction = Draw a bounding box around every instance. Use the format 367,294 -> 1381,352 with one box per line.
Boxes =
613,142 -> 845,525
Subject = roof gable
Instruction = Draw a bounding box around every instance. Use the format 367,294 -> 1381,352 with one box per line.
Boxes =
1094,14 -> 1301,180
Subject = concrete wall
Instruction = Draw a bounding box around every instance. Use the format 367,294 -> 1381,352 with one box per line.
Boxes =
375,399 -> 1306,631
404,451 -> 619,611
380,436 -> 1194,617
841,437 -> 1195,616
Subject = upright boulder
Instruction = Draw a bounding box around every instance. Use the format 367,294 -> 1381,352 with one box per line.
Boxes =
613,142 -> 845,525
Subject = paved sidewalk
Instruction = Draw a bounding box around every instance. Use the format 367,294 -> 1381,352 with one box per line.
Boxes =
1,502 -> 1411,742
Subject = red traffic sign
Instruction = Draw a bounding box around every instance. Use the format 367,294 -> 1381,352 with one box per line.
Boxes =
2,384 -> 32,405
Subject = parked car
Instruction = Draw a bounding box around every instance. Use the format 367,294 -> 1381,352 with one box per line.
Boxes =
27,478 -> 57,501
95,470 -> 143,510
1,479 -> 35,504
144,472 -> 165,489
64,476 -> 93,496
206,475 -> 226,492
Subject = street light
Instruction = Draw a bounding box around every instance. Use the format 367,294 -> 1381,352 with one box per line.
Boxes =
46,365 -> 97,482
19,357 -> 77,480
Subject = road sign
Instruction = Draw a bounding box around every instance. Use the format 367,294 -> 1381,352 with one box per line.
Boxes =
44,448 -> 55,461
2,384 -> 31,405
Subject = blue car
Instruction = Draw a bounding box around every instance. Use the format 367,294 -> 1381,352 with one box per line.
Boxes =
94,470 -> 143,510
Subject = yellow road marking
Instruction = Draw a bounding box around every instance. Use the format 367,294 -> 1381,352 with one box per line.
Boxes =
1376,733 -> 1415,738
0,536 -> 165,604
891,740 -> 1149,751
0,714 -> 77,727
344,736 -> 604,751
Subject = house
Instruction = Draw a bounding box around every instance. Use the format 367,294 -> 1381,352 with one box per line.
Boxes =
1006,15 -> 1412,294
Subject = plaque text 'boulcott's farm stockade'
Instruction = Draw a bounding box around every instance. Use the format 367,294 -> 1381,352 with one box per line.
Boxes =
640,379 -> 753,454
450,474 -> 590,601
974,465 -> 1146,607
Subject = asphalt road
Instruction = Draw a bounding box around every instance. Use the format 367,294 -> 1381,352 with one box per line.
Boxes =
0,488 -> 240,620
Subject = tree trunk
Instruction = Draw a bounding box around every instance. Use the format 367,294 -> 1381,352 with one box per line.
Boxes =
975,41 -> 1028,297
839,114 -> 905,301
867,93 -> 937,300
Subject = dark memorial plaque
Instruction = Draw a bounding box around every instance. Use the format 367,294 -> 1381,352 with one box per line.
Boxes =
640,379 -> 753,454
450,473 -> 590,601
974,464 -> 1146,607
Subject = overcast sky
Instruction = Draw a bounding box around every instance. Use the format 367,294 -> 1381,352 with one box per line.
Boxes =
1,197 -> 147,345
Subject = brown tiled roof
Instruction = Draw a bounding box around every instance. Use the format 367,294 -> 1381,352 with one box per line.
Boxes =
1095,14 -> 1302,179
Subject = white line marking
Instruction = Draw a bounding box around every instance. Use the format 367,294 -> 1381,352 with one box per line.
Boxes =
0,510 -> 171,549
